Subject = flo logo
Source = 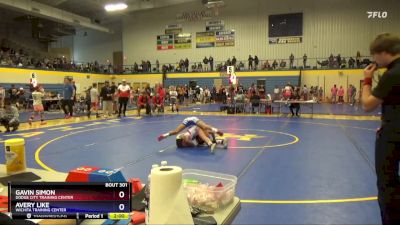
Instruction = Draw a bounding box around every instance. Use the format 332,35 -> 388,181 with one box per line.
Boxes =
367,11 -> 388,19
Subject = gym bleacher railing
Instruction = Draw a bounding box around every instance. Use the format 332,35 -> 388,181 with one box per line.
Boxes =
0,56 -> 373,75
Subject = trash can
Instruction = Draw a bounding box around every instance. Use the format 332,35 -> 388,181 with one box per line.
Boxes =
5,138 -> 26,175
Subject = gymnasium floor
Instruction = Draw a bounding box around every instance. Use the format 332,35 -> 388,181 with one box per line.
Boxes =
0,108 -> 383,224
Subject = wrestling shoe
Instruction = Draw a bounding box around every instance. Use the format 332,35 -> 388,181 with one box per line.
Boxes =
210,143 -> 216,154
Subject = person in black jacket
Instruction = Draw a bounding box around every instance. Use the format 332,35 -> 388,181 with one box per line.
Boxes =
289,87 -> 301,117
248,55 -> 254,70
100,81 -> 113,117
361,33 -> 400,225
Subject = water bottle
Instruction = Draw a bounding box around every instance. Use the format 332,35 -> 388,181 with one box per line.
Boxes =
145,164 -> 158,224
145,174 -> 151,224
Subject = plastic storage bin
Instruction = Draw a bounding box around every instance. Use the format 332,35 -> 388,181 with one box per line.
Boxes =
182,169 -> 237,213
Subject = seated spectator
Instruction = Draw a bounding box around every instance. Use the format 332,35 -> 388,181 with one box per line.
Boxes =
0,99 -> 19,132
280,60 -> 286,69
340,58 -> 347,68
348,57 -> 355,68
262,60 -> 271,70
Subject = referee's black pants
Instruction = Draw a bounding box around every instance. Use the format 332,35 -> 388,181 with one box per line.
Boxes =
375,125 -> 400,225
118,97 -> 129,116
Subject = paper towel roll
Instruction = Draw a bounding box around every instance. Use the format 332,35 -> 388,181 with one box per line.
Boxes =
149,166 -> 194,225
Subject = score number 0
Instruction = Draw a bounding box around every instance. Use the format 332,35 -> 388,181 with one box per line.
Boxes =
118,191 -> 126,211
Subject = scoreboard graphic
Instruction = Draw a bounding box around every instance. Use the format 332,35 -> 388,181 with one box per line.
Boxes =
8,182 -> 131,219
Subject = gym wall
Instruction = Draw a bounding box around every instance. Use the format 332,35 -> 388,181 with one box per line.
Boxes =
122,0 -> 400,65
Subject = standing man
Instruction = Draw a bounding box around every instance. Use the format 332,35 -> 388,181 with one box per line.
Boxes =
118,79 -> 130,117
61,78 -> 75,119
303,54 -> 308,68
203,56 -> 209,71
361,33 -> 400,225
100,81 -> 113,118
248,55 -> 254,70
289,53 -> 295,68
209,56 -> 214,72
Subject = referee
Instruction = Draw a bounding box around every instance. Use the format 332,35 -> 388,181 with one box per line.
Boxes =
362,33 -> 400,225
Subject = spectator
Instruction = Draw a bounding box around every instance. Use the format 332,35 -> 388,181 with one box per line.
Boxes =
338,85 -> 345,104
61,78 -> 75,119
232,56 -> 237,67
302,85 -> 308,100
0,86 -> 4,108
209,56 -> 214,71
100,81 -> 113,117
337,54 -> 342,68
273,85 -> 280,100
318,86 -> 324,102
156,60 -> 160,72
289,87 -> 301,117
8,84 -> 18,104
248,55 -> 254,70
184,58 -> 189,72
348,57 -> 356,68
280,60 -> 286,69
272,60 -> 278,70
340,57 -> 347,68
356,51 -> 361,68
331,84 -> 338,104
262,60 -> 271,70
203,56 -> 209,71
0,99 -> 19,132
303,54 -> 308,68
289,53 -> 294,68
350,84 -> 357,106
254,55 -> 259,70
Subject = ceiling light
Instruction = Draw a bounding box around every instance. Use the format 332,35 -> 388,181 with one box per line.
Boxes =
104,3 -> 128,12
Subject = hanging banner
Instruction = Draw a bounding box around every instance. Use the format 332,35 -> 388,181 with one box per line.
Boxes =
215,30 -> 235,47
174,33 -> 192,49
157,34 -> 174,50
206,20 -> 225,31
165,24 -> 182,34
196,32 -> 215,48
269,37 -> 302,44
176,10 -> 213,22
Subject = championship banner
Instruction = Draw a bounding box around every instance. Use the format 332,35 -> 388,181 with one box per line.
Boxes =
165,24 -> 182,34
165,28 -> 183,35
215,30 -> 235,47
174,33 -> 192,49
206,20 -> 224,32
269,36 -> 302,44
157,34 -> 174,50
196,32 -> 215,48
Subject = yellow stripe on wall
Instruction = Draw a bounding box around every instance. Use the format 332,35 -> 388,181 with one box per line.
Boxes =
301,68 -> 386,76
167,70 -> 300,79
